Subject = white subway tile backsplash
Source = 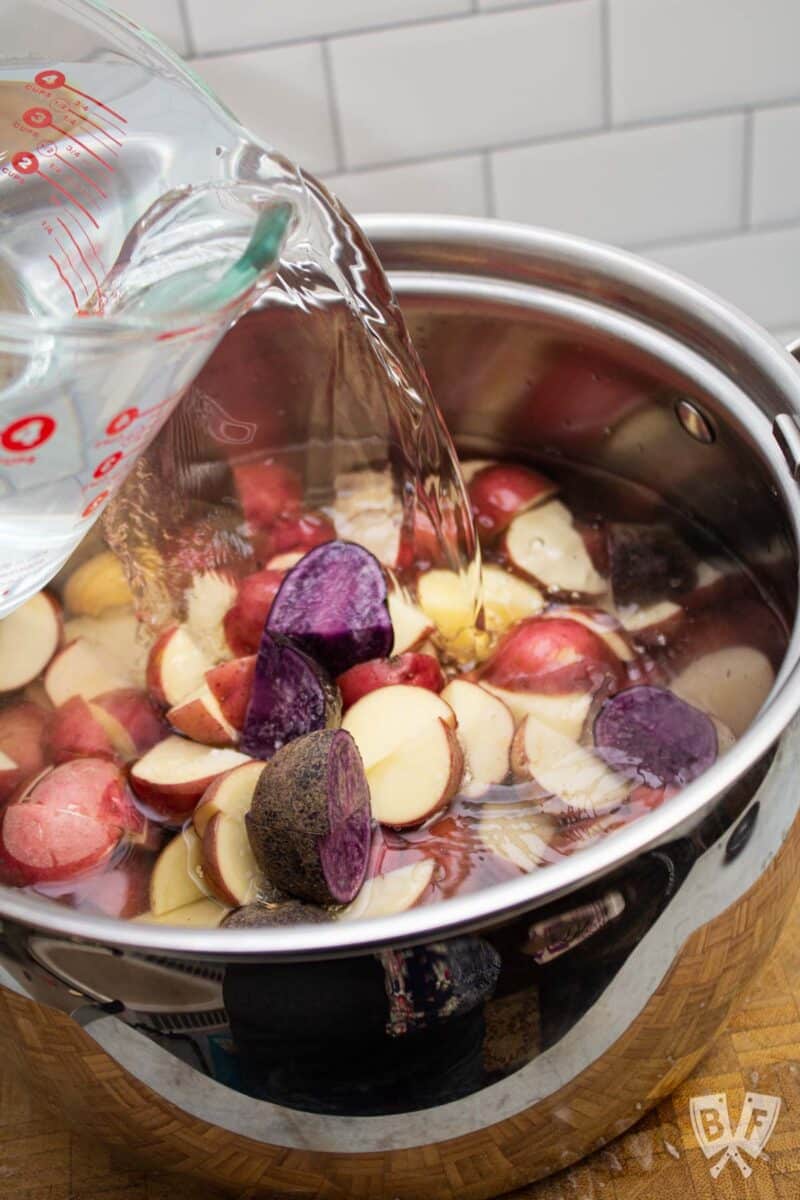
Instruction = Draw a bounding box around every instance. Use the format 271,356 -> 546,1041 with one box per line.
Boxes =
111,0 -> 188,54
329,3 -> 604,169
751,105 -> 800,228
326,155 -> 486,217
610,0 -> 800,124
492,115 -> 744,247
191,43 -> 338,174
646,226 -> 800,331
186,0 -> 470,57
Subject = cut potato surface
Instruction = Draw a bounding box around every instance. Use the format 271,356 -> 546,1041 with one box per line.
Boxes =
341,859 -> 436,920
0,593 -> 61,693
138,898 -> 227,927
441,679 -> 513,785
505,500 -> 606,595
367,718 -> 462,827
342,684 -> 455,771
131,736 -> 250,819
64,609 -> 152,687
185,571 -> 237,664
617,598 -> 682,634
167,683 -> 237,747
193,760 -> 264,837
63,551 -> 132,617
479,803 -> 558,871
150,827 -> 207,915
146,625 -> 212,710
671,645 -> 774,737
388,590 -> 434,654
512,715 -> 630,814
417,569 -> 475,641
481,683 -> 592,741
482,565 -> 545,633
45,638 -> 130,708
544,606 -> 634,662
203,812 -> 260,907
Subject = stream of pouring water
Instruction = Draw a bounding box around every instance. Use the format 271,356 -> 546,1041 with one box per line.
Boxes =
101,160 -> 483,637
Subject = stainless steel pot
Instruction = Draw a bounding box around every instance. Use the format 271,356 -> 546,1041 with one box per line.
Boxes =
3,214 -> 800,1199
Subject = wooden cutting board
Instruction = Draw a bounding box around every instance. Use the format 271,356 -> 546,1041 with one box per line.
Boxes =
4,891 -> 800,1200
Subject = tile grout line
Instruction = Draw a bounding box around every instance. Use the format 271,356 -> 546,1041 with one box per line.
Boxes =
320,39 -> 347,174
176,0 -> 196,58
183,0 -> 586,61
740,108 -> 755,230
634,211 -> 800,257
599,0 -> 612,128
481,151 -> 496,217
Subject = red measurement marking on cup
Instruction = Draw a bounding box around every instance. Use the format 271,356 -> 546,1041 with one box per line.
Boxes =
1,415 -> 57,453
106,408 -> 139,436
22,107 -> 113,172
34,69 -> 127,124
12,149 -> 99,229
57,218 -> 101,298
65,105 -> 123,149
55,236 -> 90,299
82,490 -> 109,518
53,152 -> 107,198
93,451 -> 123,479
48,255 -> 79,310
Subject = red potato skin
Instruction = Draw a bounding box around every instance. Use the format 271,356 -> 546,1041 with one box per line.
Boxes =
252,510 -> 336,564
0,702 -> 51,803
468,464 -> 557,541
233,461 -> 303,530
166,517 -> 248,585
205,656 -> 256,729
336,654 -> 444,711
223,570 -> 286,656
576,522 -> 610,577
0,759 -> 143,886
49,696 -> 118,765
62,852 -> 152,919
93,689 -> 165,756
520,348 -> 648,451
478,616 -> 626,695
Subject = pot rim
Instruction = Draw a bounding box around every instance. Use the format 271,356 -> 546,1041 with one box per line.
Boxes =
5,213 -> 800,960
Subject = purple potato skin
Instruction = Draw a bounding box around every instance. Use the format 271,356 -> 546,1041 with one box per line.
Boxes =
267,540 -> 393,677
242,631 -> 341,759
594,684 -> 717,788
221,900 -> 333,928
607,523 -> 696,606
246,728 -> 371,905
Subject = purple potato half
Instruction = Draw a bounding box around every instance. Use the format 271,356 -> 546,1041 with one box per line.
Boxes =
246,728 -> 372,905
267,540 -> 393,676
594,684 -> 717,788
242,630 -> 341,759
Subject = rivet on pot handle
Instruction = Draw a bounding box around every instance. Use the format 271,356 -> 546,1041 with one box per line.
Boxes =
772,340 -> 800,477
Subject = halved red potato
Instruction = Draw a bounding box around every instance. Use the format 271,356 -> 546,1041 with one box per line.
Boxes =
340,858 -> 436,920
90,688 -> 165,759
49,696 -> 118,764
342,685 -> 462,827
0,702 -> 51,802
478,616 -> 625,695
193,759 -> 265,838
233,460 -> 303,530
511,715 -> 629,816
0,593 -> 62,693
130,736 -> 250,822
505,500 -> 607,596
0,758 -> 142,886
167,684 -> 237,747
542,605 -> 634,664
468,463 -> 557,540
63,551 -> 132,617
149,827 -> 207,915
440,679 -> 514,785
45,637 -> 131,708
205,656 -> 256,730
202,812 -> 260,907
223,568 -> 285,657
146,625 -> 211,709
337,653 -> 443,711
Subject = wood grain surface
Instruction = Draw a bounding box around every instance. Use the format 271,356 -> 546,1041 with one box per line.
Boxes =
3,889 -> 800,1200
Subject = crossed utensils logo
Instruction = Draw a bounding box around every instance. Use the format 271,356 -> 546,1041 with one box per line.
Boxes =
689,1092 -> 781,1178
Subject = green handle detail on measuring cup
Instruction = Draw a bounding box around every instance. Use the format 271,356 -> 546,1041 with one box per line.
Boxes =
139,201 -> 293,318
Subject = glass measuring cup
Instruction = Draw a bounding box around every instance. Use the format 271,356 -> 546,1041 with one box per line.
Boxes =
0,0 -> 302,616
